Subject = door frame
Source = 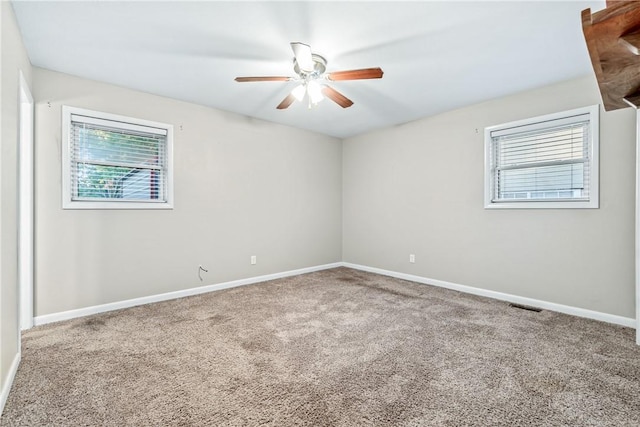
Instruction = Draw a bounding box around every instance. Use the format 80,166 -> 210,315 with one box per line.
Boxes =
18,70 -> 34,331
635,109 -> 640,345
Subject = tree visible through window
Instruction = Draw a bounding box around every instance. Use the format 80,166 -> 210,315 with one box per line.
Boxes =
62,106 -> 173,209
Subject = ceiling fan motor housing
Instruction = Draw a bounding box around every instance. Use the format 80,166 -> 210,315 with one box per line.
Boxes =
293,54 -> 327,78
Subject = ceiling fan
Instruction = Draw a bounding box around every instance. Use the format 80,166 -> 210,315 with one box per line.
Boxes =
234,42 -> 384,110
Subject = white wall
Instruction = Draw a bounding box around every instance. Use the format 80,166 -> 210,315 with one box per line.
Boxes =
1,0 -> 32,408
343,75 -> 636,318
33,68 -> 342,317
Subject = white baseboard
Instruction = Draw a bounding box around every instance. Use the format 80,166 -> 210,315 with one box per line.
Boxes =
343,262 -> 636,328
0,352 -> 20,417
32,261 -> 635,330
34,262 -> 342,326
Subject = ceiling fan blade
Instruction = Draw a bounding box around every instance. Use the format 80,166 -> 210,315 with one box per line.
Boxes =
327,67 -> 384,81
290,42 -> 315,73
321,85 -> 354,108
235,76 -> 292,82
276,93 -> 296,110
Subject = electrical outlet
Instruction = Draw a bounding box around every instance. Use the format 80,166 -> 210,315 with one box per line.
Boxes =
409,254 -> 415,263
251,255 -> 257,265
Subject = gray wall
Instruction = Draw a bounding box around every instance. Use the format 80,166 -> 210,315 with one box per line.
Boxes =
34,71 -> 639,320
343,75 -> 636,318
33,68 -> 342,316
1,1 -> 32,402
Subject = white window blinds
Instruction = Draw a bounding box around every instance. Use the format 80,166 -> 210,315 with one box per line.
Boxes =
69,114 -> 168,203
488,109 -> 596,205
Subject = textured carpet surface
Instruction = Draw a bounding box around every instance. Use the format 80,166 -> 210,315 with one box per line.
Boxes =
2,267 -> 639,426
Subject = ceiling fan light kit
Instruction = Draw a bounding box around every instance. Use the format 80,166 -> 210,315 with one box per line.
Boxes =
235,42 -> 383,110
291,84 -> 306,102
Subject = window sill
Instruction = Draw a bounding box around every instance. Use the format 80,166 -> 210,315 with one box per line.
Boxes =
62,200 -> 174,210
484,200 -> 598,209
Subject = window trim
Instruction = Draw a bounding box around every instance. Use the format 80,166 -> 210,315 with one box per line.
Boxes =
484,105 -> 599,209
62,106 -> 174,210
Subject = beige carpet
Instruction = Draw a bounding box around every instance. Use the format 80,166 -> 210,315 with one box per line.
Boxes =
2,267 -> 639,426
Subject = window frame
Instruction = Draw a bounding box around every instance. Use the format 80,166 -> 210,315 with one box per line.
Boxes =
62,106 -> 174,210
484,105 -> 599,210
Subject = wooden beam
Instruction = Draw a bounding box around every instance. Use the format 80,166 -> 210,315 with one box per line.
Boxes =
623,92 -> 640,108
619,31 -> 640,55
597,1 -> 640,23
582,2 -> 640,110
582,9 -> 604,91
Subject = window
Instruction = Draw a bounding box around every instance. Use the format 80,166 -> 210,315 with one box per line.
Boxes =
484,105 -> 599,209
62,106 -> 173,209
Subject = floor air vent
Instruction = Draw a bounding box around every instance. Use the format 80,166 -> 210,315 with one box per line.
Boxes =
509,303 -> 542,312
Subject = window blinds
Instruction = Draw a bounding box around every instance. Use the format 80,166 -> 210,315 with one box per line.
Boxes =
69,114 -> 168,202
490,113 -> 591,202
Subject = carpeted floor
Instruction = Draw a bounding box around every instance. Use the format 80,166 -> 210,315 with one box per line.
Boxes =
2,267 -> 639,426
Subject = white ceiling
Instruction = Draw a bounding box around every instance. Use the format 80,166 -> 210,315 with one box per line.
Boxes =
12,0 -> 605,138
